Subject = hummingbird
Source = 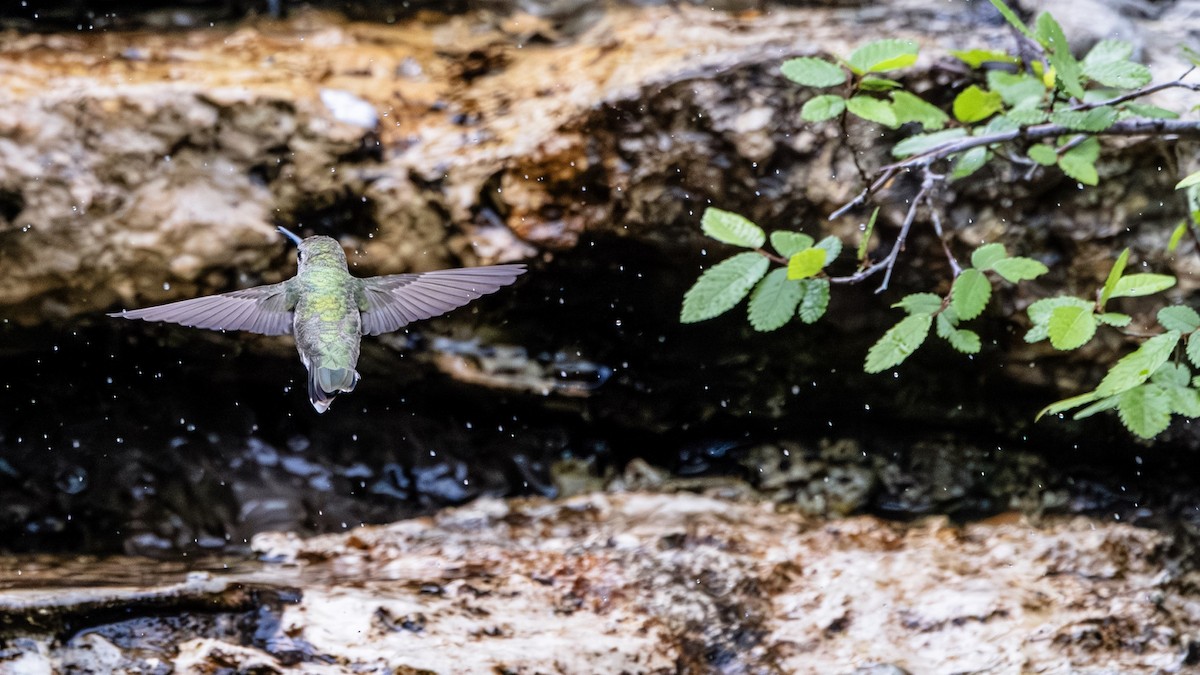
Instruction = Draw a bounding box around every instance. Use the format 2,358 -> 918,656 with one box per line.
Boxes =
109,227 -> 525,413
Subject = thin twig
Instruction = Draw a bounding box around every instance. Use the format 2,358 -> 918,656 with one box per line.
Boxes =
927,196 -> 961,277
1072,69 -> 1199,111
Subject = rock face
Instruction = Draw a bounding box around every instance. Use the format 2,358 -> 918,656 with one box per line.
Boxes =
4,492 -> 1199,673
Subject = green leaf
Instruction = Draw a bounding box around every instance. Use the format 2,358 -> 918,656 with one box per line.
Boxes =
889,91 -> 949,131
846,39 -> 919,75
970,243 -> 1008,270
1096,312 -> 1132,327
1099,248 -> 1129,308
701,208 -> 766,249
951,147 -> 989,180
770,231 -> 814,258
1152,362 -> 1190,388
787,248 -> 827,280
860,78 -> 903,91
1038,391 -> 1102,420
986,71 -> 1046,107
680,252 -> 770,323
1047,305 -> 1097,350
1004,101 -> 1050,126
747,268 -> 804,332
893,293 -> 943,316
991,257 -> 1049,282
1081,39 -> 1152,89
1158,306 -> 1200,333
1036,13 -> 1085,99
937,314 -> 981,354
1028,295 -> 1093,325
1073,396 -> 1120,420
1177,170 -> 1200,191
781,58 -> 847,87
1189,336 -> 1200,369
952,48 -> 1020,68
858,207 -> 878,261
1168,385 -> 1200,418
1168,221 -> 1188,253
951,269 -> 991,320
952,85 -> 1003,123
801,94 -> 847,122
846,96 -> 898,127
988,0 -> 1036,40
1117,385 -> 1173,439
1110,273 -> 1176,298
1124,103 -> 1179,120
1050,107 -> 1118,132
797,279 -> 831,324
1083,60 -> 1152,89
1094,331 -> 1181,397
814,236 -> 842,267
1028,144 -> 1058,165
891,129 -> 969,158
1059,137 -> 1101,185
865,314 -> 932,373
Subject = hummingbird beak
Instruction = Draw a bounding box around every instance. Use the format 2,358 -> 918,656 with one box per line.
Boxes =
277,226 -> 304,247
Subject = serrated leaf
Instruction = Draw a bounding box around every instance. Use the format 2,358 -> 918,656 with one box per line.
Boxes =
988,0 -> 1036,39
1083,38 -> 1134,65
860,78 -> 903,91
1169,386 -> 1200,418
801,94 -> 847,122
747,268 -> 804,332
858,207 -> 878,261
787,248 -> 827,280
846,39 -> 919,75
797,279 -> 830,324
1083,60 -> 1152,89
865,314 -> 932,373
1159,306 -> 1200,333
1059,137 -> 1101,185
1028,144 -> 1058,165
1028,296 -> 1093,325
1005,101 -> 1050,126
953,85 -> 1003,123
781,58 -> 847,87
1117,385 -> 1173,439
889,91 -> 949,131
1094,331 -> 1181,397
813,236 -> 842,267
680,252 -> 770,323
951,146 -> 989,180
986,71 -> 1046,107
1036,13 -> 1084,99
846,96 -> 898,128
1124,103 -> 1179,120
1037,391 -> 1102,420
770,231 -> 814,258
1047,305 -> 1097,350
1177,170 -> 1200,191
971,243 -> 1008,270
894,292 -> 943,316
992,257 -> 1049,282
1189,336 -> 1200,369
891,128 -> 969,158
953,48 -> 1020,68
1096,312 -> 1132,327
1168,221 -> 1188,253
1050,107 -> 1118,132
1111,273 -> 1176,298
701,208 -> 766,249
1152,362 -> 1191,387
1099,248 -> 1129,308
951,268 -> 991,320
947,328 -> 982,354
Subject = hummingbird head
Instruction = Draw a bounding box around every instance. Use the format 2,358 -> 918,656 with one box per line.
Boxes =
278,227 -> 347,268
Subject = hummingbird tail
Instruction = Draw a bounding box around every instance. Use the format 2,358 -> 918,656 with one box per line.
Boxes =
308,366 -> 360,413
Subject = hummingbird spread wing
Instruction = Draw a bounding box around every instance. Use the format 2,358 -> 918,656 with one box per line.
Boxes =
108,282 -> 296,335
358,264 -> 525,336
